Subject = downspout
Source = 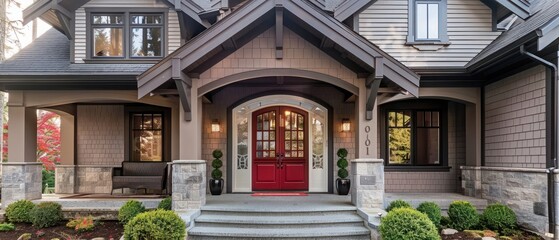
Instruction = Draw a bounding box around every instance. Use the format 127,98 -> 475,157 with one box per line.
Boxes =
520,45 -> 558,237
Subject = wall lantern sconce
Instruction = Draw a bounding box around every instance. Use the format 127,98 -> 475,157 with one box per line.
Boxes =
211,119 -> 221,132
341,119 -> 351,132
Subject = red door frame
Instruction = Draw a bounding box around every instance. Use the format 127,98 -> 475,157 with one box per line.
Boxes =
251,106 -> 308,191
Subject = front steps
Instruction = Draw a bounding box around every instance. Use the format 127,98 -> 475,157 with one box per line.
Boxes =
187,206 -> 371,239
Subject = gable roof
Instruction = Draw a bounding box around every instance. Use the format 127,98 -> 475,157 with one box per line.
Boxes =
466,0 -> 559,71
137,0 -> 420,98
0,30 -> 151,90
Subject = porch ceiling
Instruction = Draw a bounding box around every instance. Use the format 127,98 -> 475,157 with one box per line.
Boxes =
136,0 -> 420,99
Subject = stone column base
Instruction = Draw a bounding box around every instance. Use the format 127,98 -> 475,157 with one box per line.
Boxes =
2,162 -> 42,208
55,165 -> 75,194
172,160 -> 206,211
460,166 -> 481,198
351,159 -> 384,209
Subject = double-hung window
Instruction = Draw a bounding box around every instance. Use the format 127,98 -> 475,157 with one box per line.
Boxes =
90,10 -> 165,59
407,0 -> 449,44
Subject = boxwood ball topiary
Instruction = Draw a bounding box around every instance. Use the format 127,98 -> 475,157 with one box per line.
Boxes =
417,202 -> 442,229
448,200 -> 480,231
119,200 -> 146,225
212,149 -> 223,159
124,209 -> 186,240
157,197 -> 172,210
480,203 -> 517,233
386,199 -> 412,212
212,168 -> 223,179
337,158 -> 348,169
338,168 -> 348,179
30,202 -> 63,228
337,148 -> 348,158
5,199 -> 35,223
379,208 -> 440,240
212,159 -> 223,169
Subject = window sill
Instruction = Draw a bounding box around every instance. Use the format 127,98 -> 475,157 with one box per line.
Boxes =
83,59 -> 161,64
405,41 -> 451,51
385,166 -> 451,172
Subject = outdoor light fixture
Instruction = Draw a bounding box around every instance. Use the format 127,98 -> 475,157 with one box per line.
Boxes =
341,119 -> 351,132
211,119 -> 221,132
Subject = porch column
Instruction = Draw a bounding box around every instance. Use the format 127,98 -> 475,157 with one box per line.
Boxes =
56,113 -> 75,193
2,92 -> 42,207
172,160 -> 206,211
179,79 -> 203,159
351,79 -> 384,209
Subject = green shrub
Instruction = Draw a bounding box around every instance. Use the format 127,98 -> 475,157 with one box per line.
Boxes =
440,216 -> 451,227
5,200 -> 35,223
211,149 -> 223,179
417,202 -> 442,229
118,200 -> 146,225
379,208 -> 440,240
0,223 -> 15,232
124,209 -> 186,240
336,148 -> 349,179
42,169 -> 55,192
386,199 -> 412,212
30,202 -> 63,228
158,197 -> 172,210
448,201 -> 480,231
480,203 -> 517,233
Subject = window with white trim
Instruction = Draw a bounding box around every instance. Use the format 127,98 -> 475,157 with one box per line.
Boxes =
407,0 -> 449,44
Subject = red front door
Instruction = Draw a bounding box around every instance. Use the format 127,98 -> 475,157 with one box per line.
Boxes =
252,106 -> 308,191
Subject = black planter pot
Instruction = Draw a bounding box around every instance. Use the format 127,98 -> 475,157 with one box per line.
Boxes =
336,178 -> 351,195
209,179 -> 224,195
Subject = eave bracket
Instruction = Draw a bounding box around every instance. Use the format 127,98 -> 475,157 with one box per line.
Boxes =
173,58 -> 193,121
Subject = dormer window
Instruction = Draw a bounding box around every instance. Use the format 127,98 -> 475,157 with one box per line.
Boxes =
88,10 -> 166,60
406,0 -> 449,49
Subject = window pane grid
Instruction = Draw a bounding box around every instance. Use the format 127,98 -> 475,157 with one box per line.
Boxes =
415,2 -> 440,40
132,113 -> 163,162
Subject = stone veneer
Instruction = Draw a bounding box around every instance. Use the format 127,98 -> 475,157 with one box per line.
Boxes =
75,166 -> 114,193
351,159 -> 384,209
172,160 -> 206,211
1,163 -> 43,207
461,166 -> 548,232
55,166 -> 76,194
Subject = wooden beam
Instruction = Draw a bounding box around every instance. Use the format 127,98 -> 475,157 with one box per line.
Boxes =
275,5 -> 284,59
55,10 -> 74,40
172,58 -> 193,121
366,74 -> 382,120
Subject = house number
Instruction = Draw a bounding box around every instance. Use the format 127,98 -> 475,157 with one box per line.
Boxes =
365,126 -> 371,155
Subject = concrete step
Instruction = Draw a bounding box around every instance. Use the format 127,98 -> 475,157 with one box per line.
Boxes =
187,226 -> 371,239
199,209 -> 358,217
195,212 -> 364,225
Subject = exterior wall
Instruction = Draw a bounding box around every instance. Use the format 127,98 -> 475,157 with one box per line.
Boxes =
202,86 -> 355,192
197,27 -> 360,87
484,66 -> 546,168
74,0 -> 181,63
359,0 -> 501,67
385,101 -> 466,193
77,105 -> 125,166
76,166 -> 113,193
462,167 -> 548,233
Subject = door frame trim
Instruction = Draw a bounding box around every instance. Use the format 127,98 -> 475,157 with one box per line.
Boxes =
226,91 -> 334,193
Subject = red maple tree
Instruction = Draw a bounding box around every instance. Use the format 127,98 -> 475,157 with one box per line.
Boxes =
2,110 -> 61,170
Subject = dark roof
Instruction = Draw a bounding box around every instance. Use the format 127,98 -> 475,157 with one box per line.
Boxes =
0,29 -> 153,76
466,0 -> 559,69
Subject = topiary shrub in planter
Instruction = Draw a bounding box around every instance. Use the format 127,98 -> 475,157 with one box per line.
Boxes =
480,203 -> 517,233
386,199 -> 412,212
210,149 -> 224,195
30,202 -> 63,228
5,199 -> 35,223
417,202 -> 442,229
118,200 -> 146,225
158,197 -> 172,210
124,209 -> 186,240
448,200 -> 480,231
379,208 -> 440,240
336,148 -> 350,195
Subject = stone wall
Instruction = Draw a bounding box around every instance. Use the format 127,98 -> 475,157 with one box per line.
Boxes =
77,105 -> 125,166
485,66 -> 546,168
461,166 -> 548,233
1,163 -> 42,207
75,166 -> 114,193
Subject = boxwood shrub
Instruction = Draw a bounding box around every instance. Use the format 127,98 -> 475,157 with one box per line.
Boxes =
448,201 -> 479,231
417,202 -> 442,229
124,209 -> 186,240
158,197 -> 172,210
386,199 -> 412,212
118,200 -> 146,225
480,203 -> 517,233
5,200 -> 35,223
30,202 -> 63,228
379,208 -> 440,240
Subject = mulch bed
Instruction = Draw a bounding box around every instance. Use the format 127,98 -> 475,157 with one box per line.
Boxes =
441,231 -> 544,240
0,221 -> 123,240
